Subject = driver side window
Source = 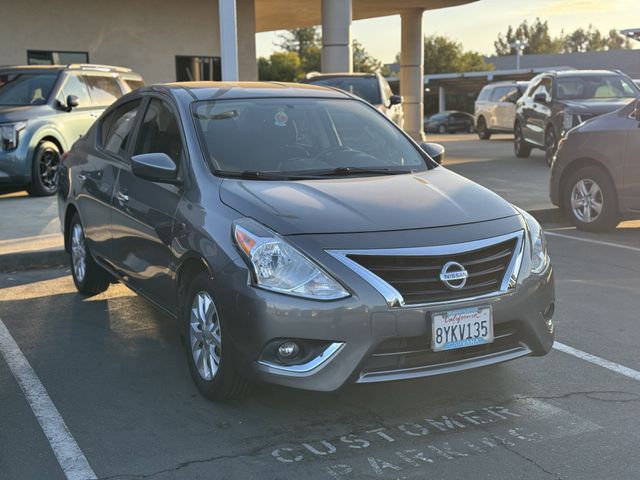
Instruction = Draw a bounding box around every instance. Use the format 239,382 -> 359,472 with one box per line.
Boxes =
57,74 -> 91,108
533,78 -> 552,102
134,98 -> 184,168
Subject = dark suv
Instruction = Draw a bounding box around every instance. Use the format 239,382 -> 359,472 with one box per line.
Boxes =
514,70 -> 639,165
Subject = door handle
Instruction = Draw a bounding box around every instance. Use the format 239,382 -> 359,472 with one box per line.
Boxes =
77,173 -> 87,182
116,191 -> 129,205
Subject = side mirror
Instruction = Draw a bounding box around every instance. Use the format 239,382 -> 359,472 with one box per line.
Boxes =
66,95 -> 79,112
420,142 -> 445,165
533,93 -> 547,104
131,153 -> 179,184
389,94 -> 402,106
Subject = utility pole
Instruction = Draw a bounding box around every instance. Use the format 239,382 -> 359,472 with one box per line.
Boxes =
509,40 -> 528,70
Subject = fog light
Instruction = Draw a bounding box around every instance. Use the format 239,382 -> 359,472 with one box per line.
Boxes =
277,341 -> 300,360
545,318 -> 554,334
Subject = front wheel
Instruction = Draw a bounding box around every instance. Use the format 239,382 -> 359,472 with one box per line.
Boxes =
514,122 -> 531,158
182,272 -> 251,402
68,213 -> 111,295
545,127 -> 558,167
563,167 -> 620,232
438,124 -> 447,134
477,117 -> 491,140
27,141 -> 61,196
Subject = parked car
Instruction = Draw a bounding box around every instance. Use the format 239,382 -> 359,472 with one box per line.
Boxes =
424,111 -> 474,134
634,79 -> 640,88
474,81 -> 528,140
301,72 -> 403,127
0,64 -> 144,195
514,70 -> 639,165
58,82 -> 554,401
550,97 -> 640,232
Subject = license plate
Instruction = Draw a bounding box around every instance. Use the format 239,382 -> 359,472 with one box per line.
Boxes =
431,306 -> 493,352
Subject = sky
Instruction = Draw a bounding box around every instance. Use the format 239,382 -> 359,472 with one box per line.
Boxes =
255,0 -> 639,64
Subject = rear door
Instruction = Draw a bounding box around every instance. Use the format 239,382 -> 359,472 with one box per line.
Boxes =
77,99 -> 141,261
623,100 -> 640,210
110,96 -> 185,312
493,85 -> 519,130
528,76 -> 553,145
54,72 -> 102,146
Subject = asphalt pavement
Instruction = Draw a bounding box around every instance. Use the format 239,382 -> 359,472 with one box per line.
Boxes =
1,222 -> 639,480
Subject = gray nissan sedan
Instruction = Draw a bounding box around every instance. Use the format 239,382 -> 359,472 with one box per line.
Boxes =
57,82 -> 555,401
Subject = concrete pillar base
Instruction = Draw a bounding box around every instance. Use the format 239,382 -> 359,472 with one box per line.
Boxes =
321,0 -> 352,73
400,9 -> 425,142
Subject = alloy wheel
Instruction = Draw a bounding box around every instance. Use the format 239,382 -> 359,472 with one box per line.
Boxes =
189,291 -> 222,381
39,149 -> 60,190
71,223 -> 87,283
545,129 -> 556,165
571,179 -> 603,223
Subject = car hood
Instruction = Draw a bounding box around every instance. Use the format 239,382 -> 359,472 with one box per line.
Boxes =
0,105 -> 51,122
559,98 -> 631,115
219,167 -> 518,235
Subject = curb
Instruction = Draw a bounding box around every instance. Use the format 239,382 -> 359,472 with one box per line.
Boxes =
0,208 -> 566,273
0,249 -> 67,272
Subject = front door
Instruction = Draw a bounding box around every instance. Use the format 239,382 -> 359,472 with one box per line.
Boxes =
54,73 -> 103,148
110,96 -> 184,312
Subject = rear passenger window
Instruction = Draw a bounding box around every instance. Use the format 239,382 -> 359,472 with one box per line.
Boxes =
476,87 -> 491,101
103,99 -> 141,157
134,98 -> 183,166
85,75 -> 123,106
124,79 -> 144,92
489,86 -> 510,102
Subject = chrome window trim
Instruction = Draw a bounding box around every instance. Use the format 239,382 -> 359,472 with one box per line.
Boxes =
326,230 -> 525,309
257,342 -> 344,374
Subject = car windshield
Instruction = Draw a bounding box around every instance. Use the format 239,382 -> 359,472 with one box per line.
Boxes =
192,98 -> 428,178
0,72 -> 58,106
556,75 -> 638,100
307,77 -> 381,104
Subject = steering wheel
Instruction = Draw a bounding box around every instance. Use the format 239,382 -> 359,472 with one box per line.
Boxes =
313,146 -> 354,165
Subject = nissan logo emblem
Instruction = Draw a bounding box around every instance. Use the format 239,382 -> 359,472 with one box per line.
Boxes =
439,261 -> 468,290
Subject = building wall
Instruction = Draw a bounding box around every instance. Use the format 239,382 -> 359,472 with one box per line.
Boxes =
486,49 -> 640,79
0,0 -> 259,83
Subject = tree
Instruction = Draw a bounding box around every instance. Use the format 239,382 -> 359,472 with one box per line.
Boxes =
494,18 -> 562,56
257,51 -> 300,82
353,39 -> 382,73
560,25 -> 633,52
422,35 -> 492,74
276,27 -> 321,72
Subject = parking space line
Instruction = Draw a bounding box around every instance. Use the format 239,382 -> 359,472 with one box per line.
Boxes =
0,319 -> 97,480
546,231 -> 640,253
553,341 -> 640,383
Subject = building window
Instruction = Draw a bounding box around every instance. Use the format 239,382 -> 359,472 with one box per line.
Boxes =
27,50 -> 89,65
175,56 -> 221,82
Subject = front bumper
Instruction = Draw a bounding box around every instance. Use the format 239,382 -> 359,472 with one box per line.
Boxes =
212,226 -> 555,392
0,142 -> 32,185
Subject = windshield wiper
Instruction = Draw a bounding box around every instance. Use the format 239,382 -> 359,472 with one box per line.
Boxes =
293,166 -> 417,177
215,170 -> 291,180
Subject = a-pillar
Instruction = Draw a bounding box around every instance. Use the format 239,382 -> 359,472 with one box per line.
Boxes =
400,9 -> 425,141
321,0 -> 352,73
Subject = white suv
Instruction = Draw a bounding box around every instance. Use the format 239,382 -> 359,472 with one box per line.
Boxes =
474,81 -> 528,140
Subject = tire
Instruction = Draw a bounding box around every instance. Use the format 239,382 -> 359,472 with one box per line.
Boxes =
68,213 -> 111,295
27,141 -> 61,196
182,271 -> 251,402
514,121 -> 532,158
438,124 -> 447,134
545,127 -> 558,167
477,117 -> 491,140
563,166 -> 620,232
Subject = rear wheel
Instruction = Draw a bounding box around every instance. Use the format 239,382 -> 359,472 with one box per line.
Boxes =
545,127 -> 558,167
514,121 -> 532,158
477,117 -> 491,140
68,213 -> 111,295
182,272 -> 251,402
563,166 -> 620,232
438,124 -> 447,134
27,141 -> 61,196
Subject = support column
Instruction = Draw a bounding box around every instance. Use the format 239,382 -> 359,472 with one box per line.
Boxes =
219,0 -> 239,81
438,87 -> 445,113
321,0 -> 352,73
400,9 -> 425,141
237,0 -> 257,80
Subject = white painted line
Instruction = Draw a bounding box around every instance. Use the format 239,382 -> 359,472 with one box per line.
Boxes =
0,319 -> 97,480
553,341 -> 640,382
546,231 -> 640,253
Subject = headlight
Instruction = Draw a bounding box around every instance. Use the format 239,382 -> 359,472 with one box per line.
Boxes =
518,209 -> 549,274
233,218 -> 349,300
1,121 -> 27,151
562,113 -> 575,131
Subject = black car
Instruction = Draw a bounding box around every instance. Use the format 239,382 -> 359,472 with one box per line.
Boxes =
424,111 -> 475,134
57,82 -> 554,401
514,70 -> 640,165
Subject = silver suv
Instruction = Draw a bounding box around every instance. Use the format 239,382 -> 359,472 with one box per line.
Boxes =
475,81 -> 528,140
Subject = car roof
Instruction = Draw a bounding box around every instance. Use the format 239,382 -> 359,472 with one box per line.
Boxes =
303,72 -> 377,81
484,80 -> 528,88
159,81 -> 353,101
548,69 -> 624,77
0,64 -> 139,76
